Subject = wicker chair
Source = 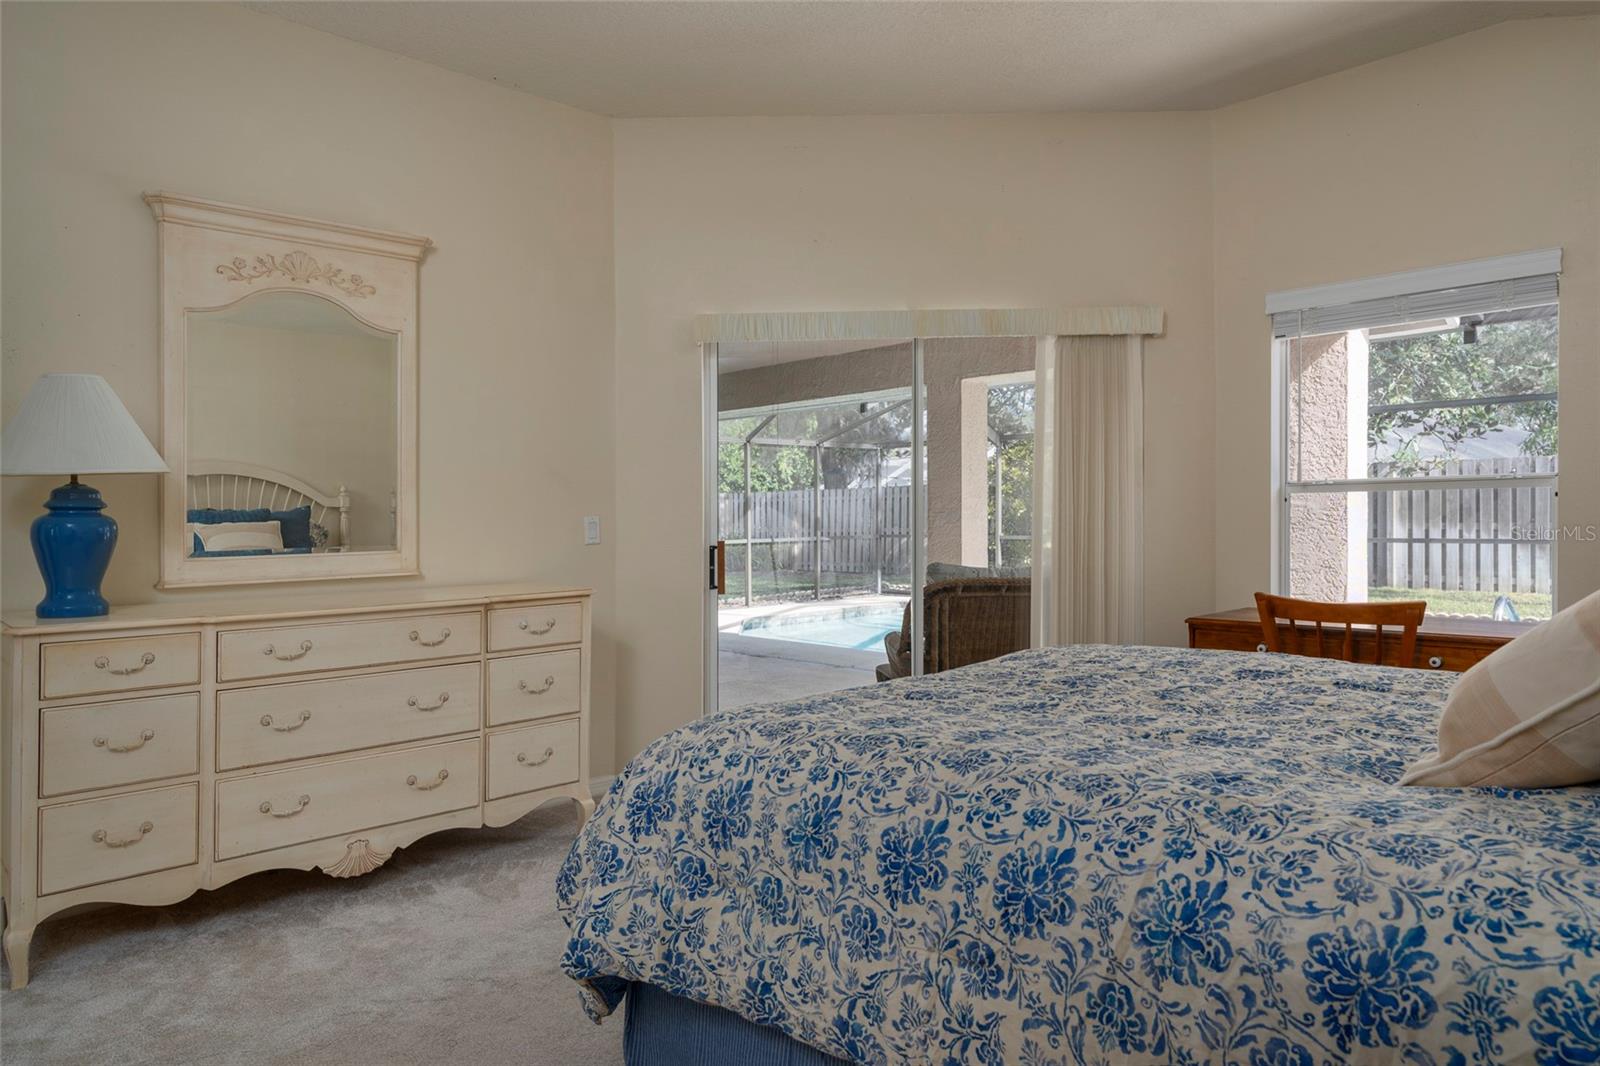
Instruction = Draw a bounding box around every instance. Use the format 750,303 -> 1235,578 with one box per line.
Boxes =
876,576 -> 1032,681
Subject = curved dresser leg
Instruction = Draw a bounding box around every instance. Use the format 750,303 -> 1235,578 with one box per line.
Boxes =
575,790 -> 596,829
3,921 -> 34,990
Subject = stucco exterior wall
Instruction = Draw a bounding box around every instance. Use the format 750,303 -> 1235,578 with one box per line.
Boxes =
1284,330 -> 1370,600
1287,333 -> 1351,600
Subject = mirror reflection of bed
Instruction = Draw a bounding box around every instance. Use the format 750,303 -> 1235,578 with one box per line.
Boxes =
185,459 -> 400,556
184,289 -> 399,558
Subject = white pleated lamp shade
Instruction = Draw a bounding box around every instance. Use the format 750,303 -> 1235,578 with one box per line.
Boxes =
1,374 -> 168,476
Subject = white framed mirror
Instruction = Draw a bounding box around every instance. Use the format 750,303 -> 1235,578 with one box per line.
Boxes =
146,192 -> 430,587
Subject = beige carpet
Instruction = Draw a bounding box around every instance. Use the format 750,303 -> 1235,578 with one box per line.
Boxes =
0,802 -> 623,1066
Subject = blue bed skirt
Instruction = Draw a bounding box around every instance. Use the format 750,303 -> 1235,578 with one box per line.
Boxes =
623,982 -> 851,1066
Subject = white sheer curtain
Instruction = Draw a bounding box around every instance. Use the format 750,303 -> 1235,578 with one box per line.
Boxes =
1055,333 -> 1145,644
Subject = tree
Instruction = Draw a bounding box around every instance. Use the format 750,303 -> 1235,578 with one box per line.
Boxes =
1366,316 -> 1557,476
719,442 -> 813,494
986,384 -> 1035,567
989,438 -> 1033,567
717,404 -> 912,493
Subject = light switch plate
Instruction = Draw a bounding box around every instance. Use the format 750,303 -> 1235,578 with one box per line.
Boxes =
583,516 -> 601,545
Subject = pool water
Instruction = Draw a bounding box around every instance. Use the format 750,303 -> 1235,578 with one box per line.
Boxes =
740,604 -> 906,650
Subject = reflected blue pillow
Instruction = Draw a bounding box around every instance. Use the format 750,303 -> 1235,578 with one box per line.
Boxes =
188,507 -> 269,523
189,505 -> 314,550
269,505 -> 313,549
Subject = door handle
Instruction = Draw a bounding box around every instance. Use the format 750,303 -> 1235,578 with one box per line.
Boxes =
708,540 -> 727,594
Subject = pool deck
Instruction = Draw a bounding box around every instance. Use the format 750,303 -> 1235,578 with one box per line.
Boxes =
717,595 -> 904,711
717,594 -> 908,635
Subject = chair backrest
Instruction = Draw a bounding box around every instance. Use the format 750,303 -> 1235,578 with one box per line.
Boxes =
1253,592 -> 1427,667
924,577 -> 1032,673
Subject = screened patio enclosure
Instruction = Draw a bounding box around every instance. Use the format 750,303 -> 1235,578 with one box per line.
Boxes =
717,383 -> 1034,606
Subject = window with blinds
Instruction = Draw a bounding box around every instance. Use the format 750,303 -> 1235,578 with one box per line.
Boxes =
1270,256 -> 1560,621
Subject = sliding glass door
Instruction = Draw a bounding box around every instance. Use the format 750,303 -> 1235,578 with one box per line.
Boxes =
709,339 -> 914,712
706,336 -> 1043,714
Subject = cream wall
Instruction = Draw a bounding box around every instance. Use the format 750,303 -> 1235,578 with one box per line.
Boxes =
0,4 -> 619,773
6,6 -> 1595,779
612,114 -> 1218,763
1212,15 -> 1600,613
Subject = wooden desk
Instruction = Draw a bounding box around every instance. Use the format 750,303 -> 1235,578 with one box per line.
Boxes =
1186,607 -> 1532,672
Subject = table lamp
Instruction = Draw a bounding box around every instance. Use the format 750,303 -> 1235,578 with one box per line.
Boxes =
1,374 -> 168,618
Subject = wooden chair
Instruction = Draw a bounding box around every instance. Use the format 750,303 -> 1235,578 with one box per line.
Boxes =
1253,592 -> 1427,667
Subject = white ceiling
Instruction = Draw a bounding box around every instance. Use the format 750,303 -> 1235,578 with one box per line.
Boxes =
250,1 -> 1594,117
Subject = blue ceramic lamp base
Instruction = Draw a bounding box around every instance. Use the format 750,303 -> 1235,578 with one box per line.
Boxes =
30,477 -> 117,618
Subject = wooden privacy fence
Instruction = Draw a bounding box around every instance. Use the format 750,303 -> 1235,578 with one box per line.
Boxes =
726,458 -> 1556,603
1368,456 -> 1556,594
720,486 -> 912,600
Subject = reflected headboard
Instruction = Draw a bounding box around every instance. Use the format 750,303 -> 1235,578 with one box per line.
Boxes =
186,459 -> 350,549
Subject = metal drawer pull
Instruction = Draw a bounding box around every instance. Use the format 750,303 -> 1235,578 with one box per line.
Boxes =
260,795 -> 311,817
407,769 -> 449,791
92,821 -> 154,848
409,628 -> 451,647
93,652 -> 156,675
263,640 -> 313,661
519,618 -> 557,635
261,711 -> 312,732
517,747 -> 556,768
519,676 -> 557,696
407,693 -> 450,712
94,729 -> 156,753
1255,643 -> 1268,653
1428,656 -> 1444,669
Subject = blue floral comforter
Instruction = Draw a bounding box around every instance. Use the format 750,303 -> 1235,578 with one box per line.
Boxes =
557,646 -> 1600,1065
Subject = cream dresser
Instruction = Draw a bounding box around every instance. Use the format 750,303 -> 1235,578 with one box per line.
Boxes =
1,582 -> 593,988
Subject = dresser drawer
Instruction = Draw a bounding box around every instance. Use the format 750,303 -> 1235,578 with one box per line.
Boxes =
486,719 -> 580,800
1187,622 -> 1264,654
486,649 -> 582,726
39,783 -> 199,895
40,693 -> 200,797
40,632 -> 201,700
487,602 -> 583,652
217,612 -> 482,682
214,738 -> 480,860
216,663 -> 481,770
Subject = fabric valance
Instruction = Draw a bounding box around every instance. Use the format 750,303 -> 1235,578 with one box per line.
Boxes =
692,306 -> 1163,344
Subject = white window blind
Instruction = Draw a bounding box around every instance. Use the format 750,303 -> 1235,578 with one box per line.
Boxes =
1270,273 -> 1560,338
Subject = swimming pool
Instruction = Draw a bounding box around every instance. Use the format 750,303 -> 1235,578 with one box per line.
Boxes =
739,603 -> 906,651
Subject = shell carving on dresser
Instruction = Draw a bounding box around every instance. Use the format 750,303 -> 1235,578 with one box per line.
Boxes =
322,839 -> 394,879
0,583 -> 595,988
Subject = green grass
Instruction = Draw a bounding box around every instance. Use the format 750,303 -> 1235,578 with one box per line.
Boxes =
1368,586 -> 1551,621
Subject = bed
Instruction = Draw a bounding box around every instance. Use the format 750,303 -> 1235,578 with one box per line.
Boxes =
186,458 -> 351,549
558,645 -> 1600,1066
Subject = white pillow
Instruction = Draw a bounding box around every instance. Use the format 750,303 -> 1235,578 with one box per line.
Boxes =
189,520 -> 285,554
1401,587 -> 1600,788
